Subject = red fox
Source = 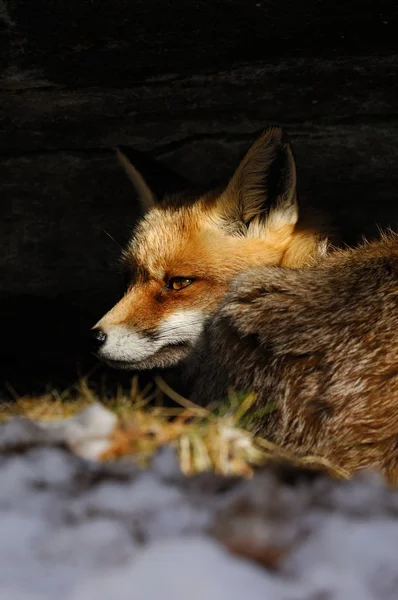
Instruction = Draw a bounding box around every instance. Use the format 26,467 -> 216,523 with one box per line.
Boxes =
92,127 -> 328,370
190,233 -> 398,483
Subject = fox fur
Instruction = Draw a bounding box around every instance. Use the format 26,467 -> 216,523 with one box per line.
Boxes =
94,126 -> 327,371
189,232 -> 398,483
94,126 -> 398,480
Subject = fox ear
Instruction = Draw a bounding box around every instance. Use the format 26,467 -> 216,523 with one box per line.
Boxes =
116,147 -> 157,211
217,127 -> 298,232
115,146 -> 195,213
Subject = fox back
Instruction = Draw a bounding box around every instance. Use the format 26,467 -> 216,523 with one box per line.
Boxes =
190,233 -> 398,483
93,127 -> 327,371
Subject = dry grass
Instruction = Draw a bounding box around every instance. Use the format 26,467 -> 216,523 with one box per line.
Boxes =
0,376 -> 349,480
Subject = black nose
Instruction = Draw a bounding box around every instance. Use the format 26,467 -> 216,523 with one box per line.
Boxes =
91,327 -> 107,350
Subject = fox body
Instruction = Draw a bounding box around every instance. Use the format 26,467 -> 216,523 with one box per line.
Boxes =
190,233 -> 398,483
94,127 -> 327,370
93,126 -> 398,480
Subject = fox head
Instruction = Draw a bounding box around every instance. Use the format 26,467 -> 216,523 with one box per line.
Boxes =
93,126 -> 321,370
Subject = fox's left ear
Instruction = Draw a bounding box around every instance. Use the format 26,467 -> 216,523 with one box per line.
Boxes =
115,146 -> 194,213
217,127 -> 298,232
116,148 -> 156,211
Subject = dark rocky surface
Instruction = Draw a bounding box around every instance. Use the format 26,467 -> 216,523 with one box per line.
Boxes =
1,0 -> 397,85
1,0 -> 398,395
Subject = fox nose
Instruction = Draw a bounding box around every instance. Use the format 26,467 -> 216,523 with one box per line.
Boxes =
91,327 -> 107,351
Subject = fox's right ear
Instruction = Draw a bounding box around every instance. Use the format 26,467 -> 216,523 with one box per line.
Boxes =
216,126 -> 298,233
116,148 -> 157,211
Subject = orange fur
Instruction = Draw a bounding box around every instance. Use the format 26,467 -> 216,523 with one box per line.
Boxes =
94,127 -> 327,370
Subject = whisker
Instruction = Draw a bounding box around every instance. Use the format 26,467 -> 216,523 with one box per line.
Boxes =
102,229 -> 123,249
155,332 -> 203,342
153,321 -> 205,340
155,320 -> 205,332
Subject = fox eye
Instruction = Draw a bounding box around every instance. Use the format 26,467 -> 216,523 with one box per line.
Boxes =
167,277 -> 194,291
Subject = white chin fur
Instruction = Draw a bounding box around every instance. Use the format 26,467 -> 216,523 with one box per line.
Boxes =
96,310 -> 204,364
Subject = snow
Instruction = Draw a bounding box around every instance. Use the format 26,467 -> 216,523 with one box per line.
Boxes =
70,537 -> 288,600
1,407 -> 398,599
0,402 -> 117,460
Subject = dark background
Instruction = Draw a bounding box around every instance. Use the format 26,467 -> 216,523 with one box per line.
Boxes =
1,0 -> 397,397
